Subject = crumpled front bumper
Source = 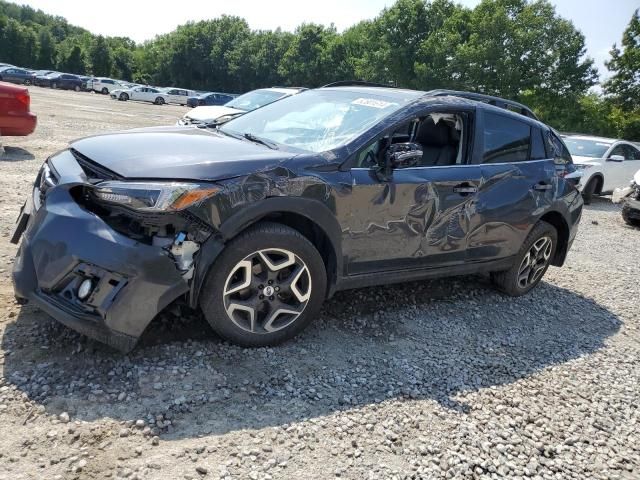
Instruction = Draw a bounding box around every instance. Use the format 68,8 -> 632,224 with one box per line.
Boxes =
12,152 -> 190,352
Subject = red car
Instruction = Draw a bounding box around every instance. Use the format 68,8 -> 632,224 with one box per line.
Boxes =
0,81 -> 37,136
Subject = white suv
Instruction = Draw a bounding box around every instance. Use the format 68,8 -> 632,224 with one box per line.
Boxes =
91,78 -> 122,95
564,135 -> 640,204
178,87 -> 304,126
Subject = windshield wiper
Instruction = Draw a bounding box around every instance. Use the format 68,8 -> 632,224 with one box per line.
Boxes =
242,132 -> 279,150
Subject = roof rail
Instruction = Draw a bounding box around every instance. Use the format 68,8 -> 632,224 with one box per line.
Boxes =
321,80 -> 396,89
426,89 -> 538,120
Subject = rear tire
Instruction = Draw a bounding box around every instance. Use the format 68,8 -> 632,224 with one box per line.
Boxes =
491,221 -> 557,296
622,203 -> 640,227
51,82 -> 57,89
200,222 -> 327,347
24,79 -> 31,86
582,177 -> 599,205
74,85 -> 80,92
101,87 -> 108,95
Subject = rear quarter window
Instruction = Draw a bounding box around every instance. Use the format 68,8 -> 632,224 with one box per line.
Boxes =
482,112 -> 531,163
547,132 -> 572,165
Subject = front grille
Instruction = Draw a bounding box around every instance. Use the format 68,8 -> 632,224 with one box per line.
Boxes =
71,149 -> 121,182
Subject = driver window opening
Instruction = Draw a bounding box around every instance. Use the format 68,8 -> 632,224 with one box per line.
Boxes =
355,112 -> 465,168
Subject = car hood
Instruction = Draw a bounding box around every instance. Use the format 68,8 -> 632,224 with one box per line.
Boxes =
571,155 -> 602,165
184,105 -> 244,122
70,126 -> 293,181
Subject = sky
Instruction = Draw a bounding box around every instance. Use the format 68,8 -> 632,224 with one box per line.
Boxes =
7,0 -> 640,81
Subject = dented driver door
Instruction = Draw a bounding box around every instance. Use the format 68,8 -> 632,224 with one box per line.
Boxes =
344,164 -> 482,275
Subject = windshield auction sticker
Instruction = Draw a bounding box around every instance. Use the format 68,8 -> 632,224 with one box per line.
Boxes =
351,98 -> 395,109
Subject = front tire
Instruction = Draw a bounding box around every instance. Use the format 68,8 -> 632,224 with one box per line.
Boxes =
120,93 -> 129,101
491,221 -> 557,296
582,177 -> 599,205
155,97 -> 165,105
101,87 -> 108,95
51,82 -> 57,89
200,222 -> 327,347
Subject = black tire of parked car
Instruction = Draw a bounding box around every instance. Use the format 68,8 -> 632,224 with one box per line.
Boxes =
120,93 -> 129,101
200,222 -> 327,347
155,97 -> 165,105
622,203 -> 640,227
24,79 -> 31,86
490,220 -> 557,296
582,177 -> 599,205
74,85 -> 80,92
51,82 -> 57,89
101,87 -> 108,95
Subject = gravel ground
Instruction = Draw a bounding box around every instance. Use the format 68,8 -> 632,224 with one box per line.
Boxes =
0,87 -> 639,480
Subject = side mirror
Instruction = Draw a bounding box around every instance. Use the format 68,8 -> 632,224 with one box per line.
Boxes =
387,142 -> 423,169
608,154 -> 625,162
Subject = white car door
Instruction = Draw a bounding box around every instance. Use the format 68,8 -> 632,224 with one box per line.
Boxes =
129,87 -> 145,101
604,144 -> 640,191
622,144 -> 640,184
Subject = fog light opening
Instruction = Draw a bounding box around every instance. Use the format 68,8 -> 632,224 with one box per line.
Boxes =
77,278 -> 94,300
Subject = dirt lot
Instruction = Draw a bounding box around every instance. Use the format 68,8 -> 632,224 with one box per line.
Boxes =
0,87 -> 639,480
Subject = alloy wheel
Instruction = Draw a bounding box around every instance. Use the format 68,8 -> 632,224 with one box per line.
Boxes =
517,236 -> 553,289
222,248 -> 312,334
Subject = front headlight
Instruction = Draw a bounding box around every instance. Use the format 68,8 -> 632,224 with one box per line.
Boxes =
573,164 -> 593,170
92,182 -> 219,211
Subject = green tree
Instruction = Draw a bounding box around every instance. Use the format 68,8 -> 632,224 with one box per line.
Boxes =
36,28 -> 56,69
58,43 -> 85,73
90,35 -> 113,76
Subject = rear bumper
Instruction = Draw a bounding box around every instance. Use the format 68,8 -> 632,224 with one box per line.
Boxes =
12,153 -> 190,351
0,112 -> 37,136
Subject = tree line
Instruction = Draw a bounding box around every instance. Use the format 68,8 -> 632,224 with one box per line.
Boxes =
1,0 -> 639,140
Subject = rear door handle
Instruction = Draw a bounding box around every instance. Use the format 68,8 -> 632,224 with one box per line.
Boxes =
453,183 -> 478,195
533,182 -> 553,191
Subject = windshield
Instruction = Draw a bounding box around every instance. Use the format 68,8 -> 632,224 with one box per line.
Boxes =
220,89 -> 415,153
564,138 -> 611,158
225,89 -> 288,111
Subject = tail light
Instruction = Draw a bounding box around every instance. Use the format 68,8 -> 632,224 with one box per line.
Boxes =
16,91 -> 31,111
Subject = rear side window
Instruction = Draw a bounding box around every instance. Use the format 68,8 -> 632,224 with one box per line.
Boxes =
530,128 -> 547,160
482,112 -> 531,163
622,144 -> 640,160
547,132 -> 572,165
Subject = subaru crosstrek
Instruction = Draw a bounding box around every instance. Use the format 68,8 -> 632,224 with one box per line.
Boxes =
11,84 -> 583,352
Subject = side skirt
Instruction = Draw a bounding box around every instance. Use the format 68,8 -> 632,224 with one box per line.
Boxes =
334,257 -> 515,292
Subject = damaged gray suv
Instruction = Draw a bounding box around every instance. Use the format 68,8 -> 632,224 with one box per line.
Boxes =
12,84 -> 583,352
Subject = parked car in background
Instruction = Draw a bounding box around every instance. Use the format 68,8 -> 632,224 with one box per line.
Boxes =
186,92 -> 236,108
91,78 -> 122,94
162,88 -> 195,106
11,85 -> 582,351
34,72 -> 83,91
110,85 -> 169,105
178,87 -> 305,126
0,81 -> 36,136
0,66 -> 35,85
563,135 -> 640,204
0,63 -> 14,69
31,70 -> 55,79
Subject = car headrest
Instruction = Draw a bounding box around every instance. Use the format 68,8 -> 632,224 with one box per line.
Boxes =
416,118 -> 451,147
